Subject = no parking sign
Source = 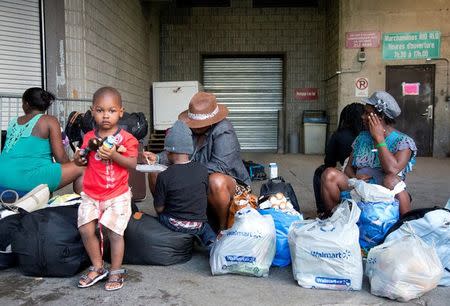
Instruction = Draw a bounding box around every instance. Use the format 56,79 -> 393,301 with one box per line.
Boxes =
355,77 -> 369,97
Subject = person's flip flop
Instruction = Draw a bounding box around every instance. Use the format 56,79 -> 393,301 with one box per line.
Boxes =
78,266 -> 109,288
105,268 -> 127,291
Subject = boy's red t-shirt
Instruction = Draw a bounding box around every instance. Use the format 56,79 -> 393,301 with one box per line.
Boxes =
81,129 -> 138,200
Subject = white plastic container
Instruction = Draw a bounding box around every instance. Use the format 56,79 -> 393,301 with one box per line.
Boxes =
152,81 -> 203,130
269,163 -> 278,179
303,123 -> 327,154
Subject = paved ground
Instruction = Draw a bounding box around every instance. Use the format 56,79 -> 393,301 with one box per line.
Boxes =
1,154 -> 449,306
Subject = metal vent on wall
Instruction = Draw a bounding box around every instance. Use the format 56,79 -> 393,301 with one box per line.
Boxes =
203,57 -> 283,152
0,0 -> 42,95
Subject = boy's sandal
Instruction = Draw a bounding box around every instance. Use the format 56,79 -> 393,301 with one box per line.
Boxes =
105,269 -> 127,291
78,266 -> 109,288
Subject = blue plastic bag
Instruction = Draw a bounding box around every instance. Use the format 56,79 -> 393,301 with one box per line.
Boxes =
357,200 -> 399,250
259,208 -> 302,267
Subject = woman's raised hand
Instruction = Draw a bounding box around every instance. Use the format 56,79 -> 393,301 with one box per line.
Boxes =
368,112 -> 386,143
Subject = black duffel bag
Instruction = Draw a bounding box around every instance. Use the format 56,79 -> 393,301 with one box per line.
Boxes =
123,212 -> 195,266
12,205 -> 89,277
0,211 -> 23,269
259,176 -> 301,212
81,110 -> 148,141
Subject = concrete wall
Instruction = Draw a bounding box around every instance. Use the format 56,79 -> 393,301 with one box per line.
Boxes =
159,0 -> 326,152
339,0 -> 450,157
64,0 -> 155,119
324,0 -> 340,133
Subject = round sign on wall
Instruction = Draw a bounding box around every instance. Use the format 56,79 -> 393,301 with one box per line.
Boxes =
355,77 -> 369,97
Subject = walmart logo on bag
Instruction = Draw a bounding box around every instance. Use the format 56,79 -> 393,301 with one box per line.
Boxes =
315,277 -> 351,286
310,249 -> 352,259
225,255 -> 256,263
226,230 -> 263,239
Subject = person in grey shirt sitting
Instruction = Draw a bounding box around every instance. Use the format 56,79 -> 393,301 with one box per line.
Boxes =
145,92 -> 250,231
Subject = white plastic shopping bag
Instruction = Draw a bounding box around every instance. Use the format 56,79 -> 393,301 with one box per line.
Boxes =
384,209 -> 450,286
288,200 -> 363,290
348,178 -> 405,203
0,184 -> 50,213
210,206 -> 276,277
366,226 -> 443,302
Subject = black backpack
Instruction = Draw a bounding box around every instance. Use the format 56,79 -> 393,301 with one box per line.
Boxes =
64,111 -> 84,152
81,110 -> 149,141
259,176 -> 300,212
12,205 -> 89,277
243,160 -> 267,181
383,206 -> 450,242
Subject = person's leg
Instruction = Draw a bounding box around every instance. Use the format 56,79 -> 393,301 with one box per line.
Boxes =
78,220 -> 104,286
313,165 -> 326,214
208,173 -> 236,231
198,223 -> 217,247
107,229 -> 125,271
321,168 -> 351,216
58,162 -> 84,193
147,172 -> 159,195
100,191 -> 131,291
383,174 -> 411,216
105,229 -> 126,291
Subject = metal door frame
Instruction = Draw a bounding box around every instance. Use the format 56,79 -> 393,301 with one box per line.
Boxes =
385,64 -> 435,156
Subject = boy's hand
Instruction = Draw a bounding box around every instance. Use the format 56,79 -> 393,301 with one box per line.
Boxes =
74,148 -> 87,166
142,151 -> 158,164
97,145 -> 116,160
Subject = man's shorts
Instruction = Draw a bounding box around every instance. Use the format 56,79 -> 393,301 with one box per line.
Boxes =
78,190 -> 132,236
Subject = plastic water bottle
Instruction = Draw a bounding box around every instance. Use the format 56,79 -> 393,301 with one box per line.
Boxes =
269,162 -> 278,179
102,135 -> 117,150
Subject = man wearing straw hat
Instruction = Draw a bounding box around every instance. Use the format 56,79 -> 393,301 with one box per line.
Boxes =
144,92 -> 250,231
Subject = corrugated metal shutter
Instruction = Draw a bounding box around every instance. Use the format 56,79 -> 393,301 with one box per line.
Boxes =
0,0 -> 42,95
203,58 -> 283,151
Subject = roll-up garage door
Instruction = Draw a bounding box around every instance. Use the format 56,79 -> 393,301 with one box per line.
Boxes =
203,57 -> 283,152
0,0 -> 42,95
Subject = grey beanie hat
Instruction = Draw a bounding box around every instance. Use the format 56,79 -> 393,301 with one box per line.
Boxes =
362,91 -> 401,119
164,120 -> 194,154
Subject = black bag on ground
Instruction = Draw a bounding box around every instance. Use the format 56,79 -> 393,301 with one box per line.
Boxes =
259,176 -> 300,212
382,206 -> 450,242
0,211 -> 23,269
123,212 -> 195,266
81,110 -> 148,141
12,205 -> 89,277
243,160 -> 267,181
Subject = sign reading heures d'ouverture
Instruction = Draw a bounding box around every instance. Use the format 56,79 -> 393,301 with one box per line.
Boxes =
382,31 -> 441,60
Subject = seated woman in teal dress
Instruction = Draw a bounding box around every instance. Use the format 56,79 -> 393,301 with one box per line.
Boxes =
0,87 -> 84,194
321,91 -> 417,217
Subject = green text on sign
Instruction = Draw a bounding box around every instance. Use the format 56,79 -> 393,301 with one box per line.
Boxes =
382,31 -> 441,60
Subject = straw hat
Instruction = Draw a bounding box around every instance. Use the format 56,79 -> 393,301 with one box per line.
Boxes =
178,92 -> 229,128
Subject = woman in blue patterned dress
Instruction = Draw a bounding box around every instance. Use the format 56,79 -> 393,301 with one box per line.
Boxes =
321,91 -> 417,216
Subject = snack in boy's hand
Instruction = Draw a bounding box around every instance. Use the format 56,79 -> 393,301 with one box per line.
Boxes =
80,137 -> 103,159
102,135 -> 117,150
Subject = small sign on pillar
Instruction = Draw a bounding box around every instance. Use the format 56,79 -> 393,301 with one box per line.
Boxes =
355,77 -> 369,97
294,88 -> 319,101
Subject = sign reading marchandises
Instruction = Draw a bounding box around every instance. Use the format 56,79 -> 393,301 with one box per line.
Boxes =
382,31 -> 441,60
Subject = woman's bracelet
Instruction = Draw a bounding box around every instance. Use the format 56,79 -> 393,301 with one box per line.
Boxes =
376,142 -> 387,148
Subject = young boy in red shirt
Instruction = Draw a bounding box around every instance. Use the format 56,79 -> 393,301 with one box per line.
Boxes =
74,87 -> 138,291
